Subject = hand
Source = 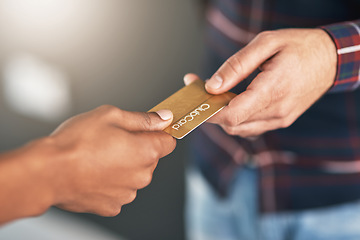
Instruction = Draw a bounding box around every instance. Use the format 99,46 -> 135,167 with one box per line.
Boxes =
0,105 -> 175,224
49,105 -> 176,216
185,28 -> 337,137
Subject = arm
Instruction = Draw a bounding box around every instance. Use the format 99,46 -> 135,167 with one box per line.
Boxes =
0,105 -> 176,225
0,140 -> 56,225
185,20 -> 360,137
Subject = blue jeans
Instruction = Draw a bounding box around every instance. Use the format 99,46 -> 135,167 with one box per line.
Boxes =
185,166 -> 360,240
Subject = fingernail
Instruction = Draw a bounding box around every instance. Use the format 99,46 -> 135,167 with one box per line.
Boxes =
206,75 -> 223,89
156,109 -> 173,121
183,75 -> 192,86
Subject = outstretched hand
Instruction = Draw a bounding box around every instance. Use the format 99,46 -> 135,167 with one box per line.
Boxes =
51,106 -> 176,216
0,105 -> 176,224
185,28 -> 337,137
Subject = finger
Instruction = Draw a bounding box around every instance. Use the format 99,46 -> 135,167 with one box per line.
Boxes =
183,73 -> 201,86
243,104 -> 283,123
127,169 -> 156,190
207,77 -> 271,126
221,118 -> 285,137
205,31 -> 283,94
119,110 -> 173,132
137,131 -> 177,159
259,59 -> 272,72
241,109 -> 276,123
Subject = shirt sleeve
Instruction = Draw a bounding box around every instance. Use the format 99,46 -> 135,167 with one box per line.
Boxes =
321,20 -> 360,93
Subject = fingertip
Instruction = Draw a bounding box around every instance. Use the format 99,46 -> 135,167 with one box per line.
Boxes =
155,109 -> 173,121
183,73 -> 199,86
205,75 -> 223,93
150,110 -> 173,130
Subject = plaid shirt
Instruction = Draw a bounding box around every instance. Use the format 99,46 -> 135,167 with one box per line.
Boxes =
191,0 -> 360,213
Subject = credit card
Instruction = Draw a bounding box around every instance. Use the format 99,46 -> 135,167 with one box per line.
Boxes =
148,79 -> 236,139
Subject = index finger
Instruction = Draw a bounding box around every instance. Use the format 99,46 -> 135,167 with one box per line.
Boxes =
208,75 -> 271,126
136,131 -> 177,159
206,31 -> 284,94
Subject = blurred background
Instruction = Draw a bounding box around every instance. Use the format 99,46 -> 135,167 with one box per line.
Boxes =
0,0 -> 204,239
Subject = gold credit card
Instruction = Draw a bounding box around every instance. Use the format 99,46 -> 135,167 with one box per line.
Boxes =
148,79 -> 236,139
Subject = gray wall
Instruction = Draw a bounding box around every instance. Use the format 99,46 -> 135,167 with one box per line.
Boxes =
0,1 -> 204,239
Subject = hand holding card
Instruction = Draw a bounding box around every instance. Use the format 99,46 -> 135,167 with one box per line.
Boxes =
149,79 -> 236,139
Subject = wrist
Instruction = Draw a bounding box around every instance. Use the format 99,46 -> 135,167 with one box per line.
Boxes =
316,28 -> 338,91
20,137 -> 62,214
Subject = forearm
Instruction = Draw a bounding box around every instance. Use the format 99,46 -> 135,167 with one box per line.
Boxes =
0,138 -> 57,225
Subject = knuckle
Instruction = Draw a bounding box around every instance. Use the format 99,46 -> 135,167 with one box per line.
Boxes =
256,82 -> 271,97
164,136 -> 177,154
140,139 -> 160,163
257,92 -> 272,108
137,173 -> 153,189
140,112 -> 152,129
99,105 -> 122,119
170,137 -> 177,151
223,117 -> 236,127
110,208 -> 122,217
148,134 -> 176,159
223,126 -> 238,136
257,30 -> 276,42
98,104 -> 115,112
147,146 -> 161,163
280,118 -> 293,128
101,206 -> 121,217
272,88 -> 285,102
125,190 -> 138,204
224,55 -> 243,75
274,104 -> 289,118
256,30 -> 283,50
222,108 -> 240,126
275,109 -> 285,118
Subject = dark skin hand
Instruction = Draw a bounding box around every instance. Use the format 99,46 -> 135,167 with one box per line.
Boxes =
0,105 -> 176,224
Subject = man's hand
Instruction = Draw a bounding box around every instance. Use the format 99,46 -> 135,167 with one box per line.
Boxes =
185,28 -> 337,137
0,105 -> 176,224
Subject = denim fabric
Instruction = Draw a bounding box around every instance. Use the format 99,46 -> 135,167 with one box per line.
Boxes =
186,166 -> 360,240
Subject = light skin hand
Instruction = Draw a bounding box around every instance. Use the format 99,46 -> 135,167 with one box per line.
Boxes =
0,105 -> 176,224
185,28 -> 337,137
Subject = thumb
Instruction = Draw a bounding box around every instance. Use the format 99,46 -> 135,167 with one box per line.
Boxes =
121,110 -> 173,132
205,31 -> 282,94
149,110 -> 174,131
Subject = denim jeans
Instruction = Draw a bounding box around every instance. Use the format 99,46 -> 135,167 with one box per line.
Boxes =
186,166 -> 360,240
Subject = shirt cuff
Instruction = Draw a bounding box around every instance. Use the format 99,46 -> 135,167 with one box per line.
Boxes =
321,20 -> 360,93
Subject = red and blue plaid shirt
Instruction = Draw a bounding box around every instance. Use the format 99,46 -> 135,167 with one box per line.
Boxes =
191,0 -> 360,212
